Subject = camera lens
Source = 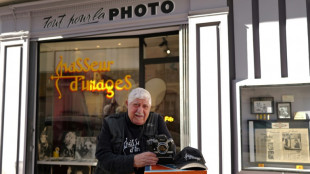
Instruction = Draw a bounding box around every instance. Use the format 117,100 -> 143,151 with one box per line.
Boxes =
158,144 -> 168,154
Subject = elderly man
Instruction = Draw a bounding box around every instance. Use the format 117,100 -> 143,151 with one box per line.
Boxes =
95,87 -> 173,174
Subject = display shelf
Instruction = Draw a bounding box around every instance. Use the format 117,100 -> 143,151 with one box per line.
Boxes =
37,160 -> 97,166
237,82 -> 310,172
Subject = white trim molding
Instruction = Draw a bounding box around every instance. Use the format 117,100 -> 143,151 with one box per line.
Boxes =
188,9 -> 231,174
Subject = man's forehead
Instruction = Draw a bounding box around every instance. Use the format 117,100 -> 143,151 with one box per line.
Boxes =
131,98 -> 150,104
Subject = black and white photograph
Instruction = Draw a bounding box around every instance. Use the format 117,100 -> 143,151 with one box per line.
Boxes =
283,133 -> 302,150
277,102 -> 292,120
268,151 -> 274,160
38,127 -> 52,160
251,97 -> 274,114
267,142 -> 274,150
75,137 -> 96,160
60,131 -> 77,158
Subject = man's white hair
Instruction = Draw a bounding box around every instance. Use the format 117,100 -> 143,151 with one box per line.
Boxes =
128,87 -> 152,106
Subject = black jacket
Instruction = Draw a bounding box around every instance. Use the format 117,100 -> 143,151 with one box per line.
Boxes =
95,112 -> 172,174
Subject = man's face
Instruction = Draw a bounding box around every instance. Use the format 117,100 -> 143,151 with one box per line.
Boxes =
127,98 -> 151,125
65,132 -> 76,145
40,134 -> 47,143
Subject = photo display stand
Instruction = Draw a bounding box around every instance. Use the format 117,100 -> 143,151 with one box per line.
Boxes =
248,120 -> 310,164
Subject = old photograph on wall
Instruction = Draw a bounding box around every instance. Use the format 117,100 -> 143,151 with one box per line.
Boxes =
60,131 -> 77,158
250,97 -> 274,114
75,137 -> 97,161
255,128 -> 309,163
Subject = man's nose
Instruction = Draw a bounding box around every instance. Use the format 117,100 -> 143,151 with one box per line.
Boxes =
137,105 -> 143,112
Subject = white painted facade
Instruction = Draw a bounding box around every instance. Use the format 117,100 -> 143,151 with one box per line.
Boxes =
0,0 -> 309,173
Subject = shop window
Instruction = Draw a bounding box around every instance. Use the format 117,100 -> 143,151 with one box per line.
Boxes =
143,33 -> 180,151
36,32 -> 180,173
37,38 -> 139,173
143,35 -> 179,59
145,63 -> 180,151
240,84 -> 310,172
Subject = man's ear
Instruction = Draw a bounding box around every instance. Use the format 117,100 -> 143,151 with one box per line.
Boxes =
126,100 -> 128,106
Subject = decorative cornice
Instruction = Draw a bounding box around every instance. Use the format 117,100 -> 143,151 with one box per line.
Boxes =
0,0 -> 144,16
0,31 -> 29,41
0,0 -> 166,21
30,0 -> 155,16
188,7 -> 229,18
0,0 -> 189,41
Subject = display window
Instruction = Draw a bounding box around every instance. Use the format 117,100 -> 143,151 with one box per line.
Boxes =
36,32 -> 179,173
240,84 -> 310,172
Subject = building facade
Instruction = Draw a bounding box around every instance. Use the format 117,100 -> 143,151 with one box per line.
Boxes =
0,0 -> 309,174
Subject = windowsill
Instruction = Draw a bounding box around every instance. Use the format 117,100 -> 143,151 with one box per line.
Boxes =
37,159 -> 97,166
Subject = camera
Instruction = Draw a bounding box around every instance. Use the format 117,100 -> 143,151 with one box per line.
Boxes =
146,134 -> 175,164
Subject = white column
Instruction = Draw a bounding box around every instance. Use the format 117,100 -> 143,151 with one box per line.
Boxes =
0,32 -> 29,174
188,8 -> 230,174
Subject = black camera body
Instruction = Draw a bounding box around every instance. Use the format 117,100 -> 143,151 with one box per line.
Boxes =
146,134 -> 175,164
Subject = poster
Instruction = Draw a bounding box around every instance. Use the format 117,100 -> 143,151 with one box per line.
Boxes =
255,128 -> 309,163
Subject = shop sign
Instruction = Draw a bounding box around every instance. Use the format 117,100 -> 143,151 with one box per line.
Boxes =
50,56 -> 132,99
42,0 -> 174,29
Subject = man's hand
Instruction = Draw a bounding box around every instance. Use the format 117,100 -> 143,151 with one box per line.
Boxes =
133,152 -> 158,167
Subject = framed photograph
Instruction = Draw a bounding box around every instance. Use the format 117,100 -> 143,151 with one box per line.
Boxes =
277,102 -> 292,120
60,131 -> 77,158
75,137 -> 97,160
250,97 -> 274,114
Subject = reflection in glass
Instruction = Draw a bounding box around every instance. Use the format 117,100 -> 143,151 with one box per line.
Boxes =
144,34 -> 179,59
145,63 -> 180,151
37,38 -> 139,173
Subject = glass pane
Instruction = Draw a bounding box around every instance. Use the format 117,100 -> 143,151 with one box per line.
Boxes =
37,38 -> 139,173
144,34 -> 179,59
145,63 -> 180,151
240,84 -> 310,171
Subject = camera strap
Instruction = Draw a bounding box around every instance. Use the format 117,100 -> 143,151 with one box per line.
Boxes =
143,112 -> 159,138
140,112 -> 159,151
